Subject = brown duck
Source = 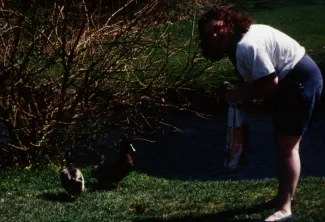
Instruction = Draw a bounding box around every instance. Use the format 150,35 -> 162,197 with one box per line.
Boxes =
91,137 -> 136,188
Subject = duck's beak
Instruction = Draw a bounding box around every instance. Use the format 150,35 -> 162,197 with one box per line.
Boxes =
130,143 -> 136,152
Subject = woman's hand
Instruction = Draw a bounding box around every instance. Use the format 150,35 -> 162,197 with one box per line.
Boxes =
225,73 -> 278,103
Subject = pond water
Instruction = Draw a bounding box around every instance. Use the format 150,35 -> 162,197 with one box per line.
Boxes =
129,111 -> 325,181
1,103 -> 324,182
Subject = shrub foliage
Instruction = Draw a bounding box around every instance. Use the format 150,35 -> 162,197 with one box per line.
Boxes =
0,0 -> 219,168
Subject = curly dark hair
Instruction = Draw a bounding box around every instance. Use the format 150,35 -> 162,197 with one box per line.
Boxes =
198,5 -> 254,61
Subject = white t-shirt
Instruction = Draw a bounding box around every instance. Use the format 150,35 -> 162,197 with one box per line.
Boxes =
236,24 -> 305,82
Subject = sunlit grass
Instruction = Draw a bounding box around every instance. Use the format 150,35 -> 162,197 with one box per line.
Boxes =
1,2 -> 325,222
0,170 -> 325,221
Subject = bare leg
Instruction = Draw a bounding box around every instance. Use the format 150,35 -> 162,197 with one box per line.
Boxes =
264,133 -> 301,221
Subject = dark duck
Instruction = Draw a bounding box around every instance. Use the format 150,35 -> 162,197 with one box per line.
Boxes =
91,137 -> 136,188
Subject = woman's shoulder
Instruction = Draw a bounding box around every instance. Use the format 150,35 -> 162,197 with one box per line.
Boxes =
237,24 -> 276,49
249,24 -> 275,31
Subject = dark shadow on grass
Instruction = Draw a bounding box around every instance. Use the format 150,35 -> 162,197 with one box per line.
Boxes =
86,181 -> 118,192
134,207 -> 258,222
41,192 -> 77,203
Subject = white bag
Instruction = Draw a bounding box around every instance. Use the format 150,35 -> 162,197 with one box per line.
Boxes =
224,104 -> 249,169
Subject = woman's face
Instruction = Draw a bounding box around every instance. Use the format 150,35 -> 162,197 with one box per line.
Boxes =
203,19 -> 232,61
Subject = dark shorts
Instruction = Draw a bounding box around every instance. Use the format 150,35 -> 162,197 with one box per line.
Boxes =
272,54 -> 323,136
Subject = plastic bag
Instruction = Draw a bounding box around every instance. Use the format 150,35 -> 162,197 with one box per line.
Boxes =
224,104 -> 249,169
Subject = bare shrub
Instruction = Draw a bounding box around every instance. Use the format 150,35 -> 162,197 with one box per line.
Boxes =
0,0 -> 220,169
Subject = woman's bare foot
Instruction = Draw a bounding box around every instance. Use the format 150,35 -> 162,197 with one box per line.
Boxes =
263,196 -> 292,221
264,209 -> 292,221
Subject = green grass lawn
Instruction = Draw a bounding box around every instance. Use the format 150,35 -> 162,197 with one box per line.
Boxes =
1,2 -> 325,222
0,170 -> 324,221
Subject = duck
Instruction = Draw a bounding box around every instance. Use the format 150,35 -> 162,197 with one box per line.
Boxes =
60,151 -> 85,199
91,136 -> 136,188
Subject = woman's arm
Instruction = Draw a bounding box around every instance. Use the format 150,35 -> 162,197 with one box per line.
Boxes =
225,72 -> 278,103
